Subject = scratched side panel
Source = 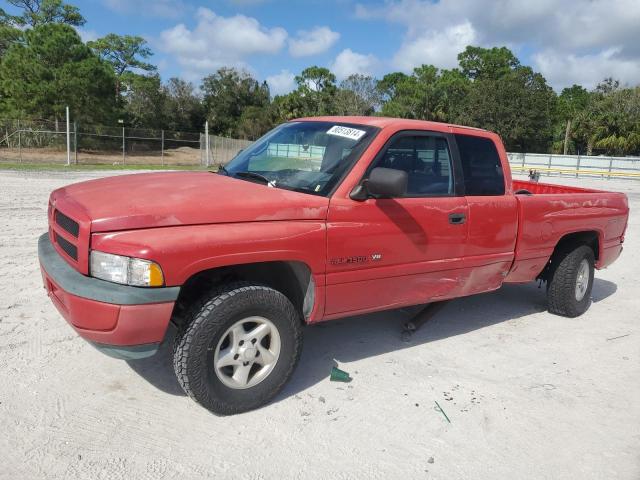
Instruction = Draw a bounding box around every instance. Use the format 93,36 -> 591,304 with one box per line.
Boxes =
92,221 -> 327,283
505,191 -> 629,282
324,196 -> 469,316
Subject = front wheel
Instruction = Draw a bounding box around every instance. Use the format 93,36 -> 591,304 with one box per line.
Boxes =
547,245 -> 595,317
173,284 -> 303,415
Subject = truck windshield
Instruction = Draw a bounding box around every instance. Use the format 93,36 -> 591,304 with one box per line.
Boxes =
222,121 -> 379,196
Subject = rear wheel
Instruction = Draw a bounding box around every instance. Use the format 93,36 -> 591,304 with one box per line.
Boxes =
173,283 -> 303,415
547,245 -> 595,317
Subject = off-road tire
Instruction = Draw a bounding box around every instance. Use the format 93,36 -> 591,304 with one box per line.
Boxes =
547,245 -> 595,317
173,283 -> 303,415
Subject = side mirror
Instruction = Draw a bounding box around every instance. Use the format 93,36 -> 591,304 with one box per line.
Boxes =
350,167 -> 408,200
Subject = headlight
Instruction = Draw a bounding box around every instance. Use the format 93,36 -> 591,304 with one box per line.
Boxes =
90,251 -> 164,287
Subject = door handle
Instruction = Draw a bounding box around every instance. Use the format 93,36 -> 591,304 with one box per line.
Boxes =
448,213 -> 466,225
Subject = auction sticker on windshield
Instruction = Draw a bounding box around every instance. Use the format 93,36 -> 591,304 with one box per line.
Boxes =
327,125 -> 366,141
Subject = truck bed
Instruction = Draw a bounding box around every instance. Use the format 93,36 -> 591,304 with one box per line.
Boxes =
512,180 -> 611,195
506,180 -> 629,283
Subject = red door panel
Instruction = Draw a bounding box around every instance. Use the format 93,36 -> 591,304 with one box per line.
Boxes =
324,196 -> 469,316
461,196 -> 518,294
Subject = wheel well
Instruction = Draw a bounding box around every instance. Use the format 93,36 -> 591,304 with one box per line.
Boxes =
171,261 -> 314,328
539,231 -> 599,281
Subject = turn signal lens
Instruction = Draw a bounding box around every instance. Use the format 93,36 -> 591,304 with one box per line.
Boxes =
149,262 -> 165,287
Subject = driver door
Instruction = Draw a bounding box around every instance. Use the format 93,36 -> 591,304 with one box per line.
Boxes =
324,131 -> 469,317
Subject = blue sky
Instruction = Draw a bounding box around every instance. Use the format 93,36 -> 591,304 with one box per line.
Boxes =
10,0 -> 640,94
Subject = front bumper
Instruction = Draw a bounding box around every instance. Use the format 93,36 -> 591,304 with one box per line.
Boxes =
38,233 -> 180,359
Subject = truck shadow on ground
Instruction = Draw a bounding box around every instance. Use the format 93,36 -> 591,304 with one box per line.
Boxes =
126,278 -> 617,399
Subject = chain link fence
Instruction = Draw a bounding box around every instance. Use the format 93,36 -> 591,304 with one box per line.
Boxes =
0,118 -> 252,167
6,117 -> 640,179
200,135 -> 254,167
0,119 -> 69,164
75,125 -> 202,166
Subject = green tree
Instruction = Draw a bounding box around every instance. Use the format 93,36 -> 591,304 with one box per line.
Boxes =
377,72 -> 409,103
122,76 -> 207,132
236,105 -> 274,140
595,77 -> 620,95
380,65 -> 470,122
436,68 -> 471,122
201,67 -> 270,136
0,12 -> 22,57
0,23 -> 116,122
4,0 -> 84,27
559,85 -> 590,116
380,66 -> 436,119
450,46 -> 557,152
293,66 -> 337,116
458,46 -> 519,80
271,90 -> 309,122
88,34 -> 156,100
121,73 -> 166,128
295,66 -> 336,92
161,77 -> 205,131
577,81 -> 640,156
461,65 -> 556,152
88,34 -> 155,77
335,74 -> 380,116
556,84 -> 590,154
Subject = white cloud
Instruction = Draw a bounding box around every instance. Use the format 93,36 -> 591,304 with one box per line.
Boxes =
158,8 -> 287,77
77,28 -> 99,43
331,49 -> 379,80
156,58 -> 170,75
393,21 -> 476,71
533,48 -> 640,90
266,70 -> 296,96
288,27 -> 340,57
356,0 -> 640,88
103,0 -> 187,19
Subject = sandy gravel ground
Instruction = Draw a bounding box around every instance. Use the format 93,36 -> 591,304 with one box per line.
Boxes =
1,170 -> 638,480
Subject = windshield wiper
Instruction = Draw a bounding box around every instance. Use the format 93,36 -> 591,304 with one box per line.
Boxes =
234,171 -> 271,185
275,184 -> 316,195
217,165 -> 229,175
228,171 -> 316,194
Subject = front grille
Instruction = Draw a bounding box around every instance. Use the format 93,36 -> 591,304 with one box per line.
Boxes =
55,210 -> 79,237
54,232 -> 78,260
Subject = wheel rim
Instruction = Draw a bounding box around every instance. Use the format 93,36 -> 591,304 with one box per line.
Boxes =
575,259 -> 590,301
213,316 -> 281,390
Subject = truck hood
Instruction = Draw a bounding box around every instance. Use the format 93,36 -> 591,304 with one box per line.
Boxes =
50,171 -> 329,233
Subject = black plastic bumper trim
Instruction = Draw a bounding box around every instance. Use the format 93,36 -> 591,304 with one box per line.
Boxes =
38,233 -> 180,305
89,341 -> 160,360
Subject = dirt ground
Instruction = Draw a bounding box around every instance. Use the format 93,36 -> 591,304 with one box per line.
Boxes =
0,146 -> 202,166
1,170 -> 638,479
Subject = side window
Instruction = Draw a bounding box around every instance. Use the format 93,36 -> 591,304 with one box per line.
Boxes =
372,135 -> 454,196
455,134 -> 505,196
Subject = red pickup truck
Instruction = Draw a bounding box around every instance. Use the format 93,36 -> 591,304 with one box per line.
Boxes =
39,117 -> 629,414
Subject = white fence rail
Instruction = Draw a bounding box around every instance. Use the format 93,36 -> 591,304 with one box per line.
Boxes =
507,152 -> 640,180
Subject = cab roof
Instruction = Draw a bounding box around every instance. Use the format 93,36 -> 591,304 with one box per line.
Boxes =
292,116 -> 489,134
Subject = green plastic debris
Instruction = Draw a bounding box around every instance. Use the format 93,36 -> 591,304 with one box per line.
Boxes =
434,400 -> 451,423
330,366 -> 352,382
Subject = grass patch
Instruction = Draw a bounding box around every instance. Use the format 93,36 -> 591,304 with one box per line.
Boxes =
0,162 -> 215,172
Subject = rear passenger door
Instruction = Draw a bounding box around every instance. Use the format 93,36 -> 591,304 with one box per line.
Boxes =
454,133 -> 518,295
